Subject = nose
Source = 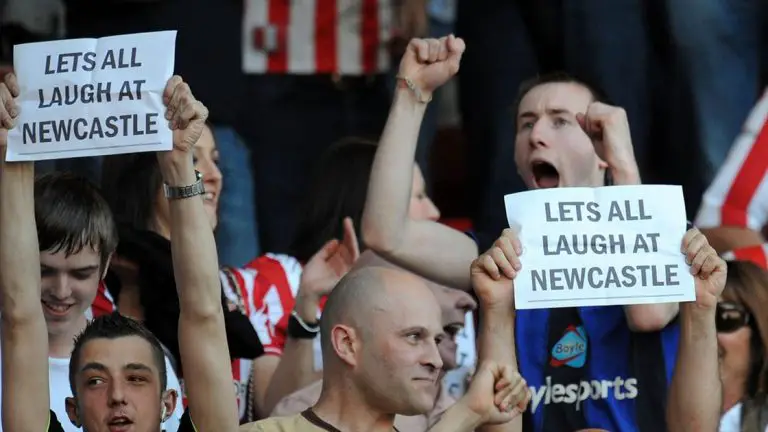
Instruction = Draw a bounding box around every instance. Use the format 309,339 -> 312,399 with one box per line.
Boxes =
528,119 -> 549,150
422,338 -> 444,372
455,290 -> 477,314
423,197 -> 441,222
47,274 -> 73,300
108,380 -> 127,406
201,159 -> 223,186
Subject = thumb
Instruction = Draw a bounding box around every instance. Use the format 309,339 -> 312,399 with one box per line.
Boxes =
446,34 -> 465,74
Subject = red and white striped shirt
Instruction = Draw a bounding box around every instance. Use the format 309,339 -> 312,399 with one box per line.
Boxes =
722,244 -> 768,269
220,253 -> 306,420
85,281 -> 116,320
242,0 -> 394,75
695,89 -> 768,269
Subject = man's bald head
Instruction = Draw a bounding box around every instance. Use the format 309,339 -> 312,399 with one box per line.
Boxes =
319,266 -> 439,365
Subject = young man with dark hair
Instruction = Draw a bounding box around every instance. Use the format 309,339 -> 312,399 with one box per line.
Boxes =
362,36 -> 721,431
0,72 -> 239,432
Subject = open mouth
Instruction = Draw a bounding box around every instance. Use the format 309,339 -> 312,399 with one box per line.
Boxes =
41,300 -> 74,317
531,161 -> 560,189
108,416 -> 134,431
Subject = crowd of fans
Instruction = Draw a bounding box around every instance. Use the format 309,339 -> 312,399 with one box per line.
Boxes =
0,1 -> 768,432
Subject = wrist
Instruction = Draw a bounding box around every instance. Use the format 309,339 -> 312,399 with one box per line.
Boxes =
158,153 -> 196,186
610,160 -> 641,185
680,303 -> 716,336
294,292 -> 321,322
394,77 -> 432,106
454,395 -> 483,430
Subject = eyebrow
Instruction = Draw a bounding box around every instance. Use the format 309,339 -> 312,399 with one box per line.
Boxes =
518,108 -> 574,119
41,264 -> 100,272
80,362 -> 154,374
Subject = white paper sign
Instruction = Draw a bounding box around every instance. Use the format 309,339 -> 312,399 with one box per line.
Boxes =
504,185 -> 695,310
6,31 -> 177,161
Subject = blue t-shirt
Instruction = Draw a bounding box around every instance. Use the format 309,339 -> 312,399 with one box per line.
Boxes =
471,231 -> 680,432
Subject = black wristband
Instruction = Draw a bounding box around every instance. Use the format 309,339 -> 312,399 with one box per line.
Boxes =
287,313 -> 319,340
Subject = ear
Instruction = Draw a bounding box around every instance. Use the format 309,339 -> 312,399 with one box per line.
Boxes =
101,252 -> 114,280
331,324 -> 359,367
65,397 -> 80,428
161,388 -> 178,422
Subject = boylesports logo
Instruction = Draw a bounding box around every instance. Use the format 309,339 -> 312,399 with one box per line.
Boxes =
529,376 -> 638,413
550,325 -> 587,368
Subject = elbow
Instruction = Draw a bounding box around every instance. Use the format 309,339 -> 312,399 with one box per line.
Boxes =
625,305 -> 677,333
179,304 -> 224,325
361,217 -> 401,256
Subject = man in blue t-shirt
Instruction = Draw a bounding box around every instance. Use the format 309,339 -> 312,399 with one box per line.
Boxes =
361,35 -> 716,431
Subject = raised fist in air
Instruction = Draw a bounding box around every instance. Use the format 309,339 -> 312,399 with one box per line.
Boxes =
397,35 -> 465,101
162,75 -> 209,154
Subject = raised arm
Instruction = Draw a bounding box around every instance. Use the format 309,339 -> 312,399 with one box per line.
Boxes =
666,229 -> 726,431
362,36 -> 478,290
0,73 -> 51,432
157,76 -> 238,432
470,229 -> 527,432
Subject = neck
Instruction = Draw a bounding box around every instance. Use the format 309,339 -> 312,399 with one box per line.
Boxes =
48,314 -> 87,358
313,378 -> 396,432
721,378 -> 745,413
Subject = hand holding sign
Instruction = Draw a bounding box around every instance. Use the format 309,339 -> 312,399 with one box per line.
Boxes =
682,228 -> 727,310
471,228 -> 521,310
0,73 -> 20,145
162,75 -> 209,154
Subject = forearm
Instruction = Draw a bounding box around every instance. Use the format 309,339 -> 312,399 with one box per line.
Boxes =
623,303 -> 678,332
477,307 -> 520,432
362,87 -> 426,254
159,153 -> 237,431
0,159 -> 41,321
0,156 -> 50,432
666,305 -> 721,432
161,155 -> 221,318
263,339 -> 321,414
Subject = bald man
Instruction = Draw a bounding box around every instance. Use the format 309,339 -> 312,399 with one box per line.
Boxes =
269,251 -> 477,431
241,266 -> 527,432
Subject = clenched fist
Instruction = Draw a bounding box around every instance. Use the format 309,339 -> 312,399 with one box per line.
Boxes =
576,102 -> 639,185
397,35 -> 465,101
162,75 -> 209,154
460,361 -> 530,425
681,228 -> 727,310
